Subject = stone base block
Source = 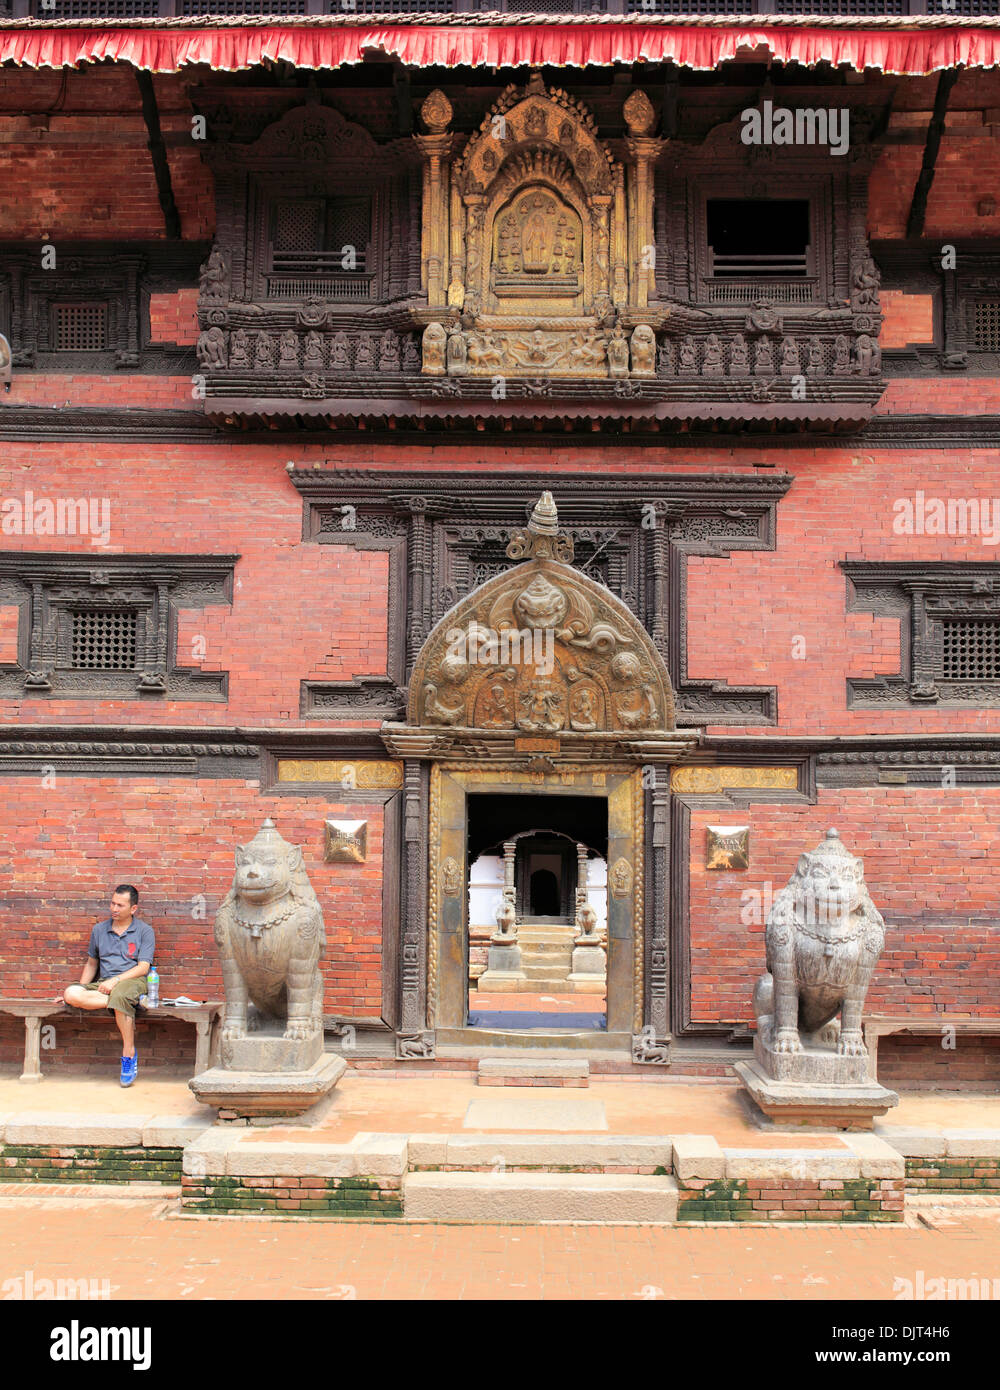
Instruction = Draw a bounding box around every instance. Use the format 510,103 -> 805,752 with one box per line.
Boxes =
219,1025 -> 323,1074
477,1058 -> 589,1087
753,1033 -> 871,1086
565,974 -> 607,993
736,1059 -> 899,1131
569,945 -> 605,977
403,1171 -> 679,1224
478,970 -> 528,991
189,1054 -> 346,1119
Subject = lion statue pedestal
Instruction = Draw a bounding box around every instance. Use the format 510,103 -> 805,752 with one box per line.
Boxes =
734,828 -> 899,1131
189,818 -> 346,1120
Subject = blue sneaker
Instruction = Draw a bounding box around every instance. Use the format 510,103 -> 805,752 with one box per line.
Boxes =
120,1052 -> 137,1087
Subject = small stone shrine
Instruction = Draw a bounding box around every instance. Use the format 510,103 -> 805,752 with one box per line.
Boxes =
735,828 -> 899,1130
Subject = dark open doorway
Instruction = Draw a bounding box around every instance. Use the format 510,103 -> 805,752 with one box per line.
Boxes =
466,794 -> 609,1032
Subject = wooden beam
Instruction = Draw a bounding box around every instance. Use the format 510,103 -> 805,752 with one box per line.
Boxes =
135,69 -> 182,241
906,68 -> 960,240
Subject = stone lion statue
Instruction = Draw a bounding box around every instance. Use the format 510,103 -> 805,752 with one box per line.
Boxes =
214,818 -> 325,1043
752,828 -> 885,1059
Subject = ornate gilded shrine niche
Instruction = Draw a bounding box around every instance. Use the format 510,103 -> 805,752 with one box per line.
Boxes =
416,75 -> 662,384
381,493 -> 697,766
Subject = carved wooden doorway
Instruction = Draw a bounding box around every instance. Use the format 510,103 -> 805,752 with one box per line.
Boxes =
429,763 -> 643,1048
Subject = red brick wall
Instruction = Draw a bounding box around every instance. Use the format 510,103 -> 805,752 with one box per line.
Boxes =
0,441 -> 390,727
687,792 -> 1000,1028
880,291 -> 935,348
0,70 -> 213,241
877,1035 -> 1000,1091
148,290 -> 200,346
0,777 -> 387,1020
0,1009 -> 198,1076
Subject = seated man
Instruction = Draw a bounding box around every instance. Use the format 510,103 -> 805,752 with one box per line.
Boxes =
63,884 -> 155,1087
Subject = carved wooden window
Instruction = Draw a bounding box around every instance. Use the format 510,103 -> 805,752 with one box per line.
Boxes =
843,563 -> 1000,707
0,554 -> 238,701
51,303 -> 108,353
972,301 -> 1000,353
69,607 -> 139,671
699,193 -> 821,306
267,196 -> 374,302
940,619 -> 1000,681
706,199 -> 811,281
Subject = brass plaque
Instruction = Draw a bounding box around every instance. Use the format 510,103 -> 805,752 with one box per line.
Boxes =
324,820 -> 368,863
277,759 -> 403,789
706,825 -> 750,871
671,765 -> 797,795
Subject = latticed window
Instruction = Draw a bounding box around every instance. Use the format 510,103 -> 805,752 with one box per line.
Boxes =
70,609 -> 138,671
271,197 -> 372,272
52,303 -> 108,352
940,619 -> 1000,681
973,303 -> 1000,353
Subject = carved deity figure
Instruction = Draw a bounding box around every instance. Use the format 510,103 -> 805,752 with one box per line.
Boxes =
303,331 -> 325,370
630,324 -> 656,378
254,332 -> 275,370
422,322 -> 447,375
379,330 -> 400,373
833,334 -> 851,375
754,338 -> 775,377
678,335 -> 698,373
228,328 -> 250,369
702,333 -> 724,377
729,334 -> 749,375
852,255 -> 881,311
806,336 -> 823,376
197,327 -> 227,369
279,330 -> 299,369
402,335 -> 422,372
331,332 -> 351,371
569,331 -> 605,369
446,327 -> 468,375
780,336 -> 799,376
752,828 -> 886,1059
656,340 -> 674,376
199,246 -> 227,300
854,333 -> 881,375
354,334 -> 375,371
606,326 -> 629,379
215,819 -> 326,1044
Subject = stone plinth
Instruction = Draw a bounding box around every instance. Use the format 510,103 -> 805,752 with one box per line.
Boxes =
752,1032 -> 871,1086
220,1026 -> 323,1074
189,1053 -> 346,1120
735,1058 -> 899,1131
479,940 -> 526,990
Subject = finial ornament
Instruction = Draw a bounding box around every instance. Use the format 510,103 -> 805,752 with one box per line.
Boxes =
506,492 -> 575,564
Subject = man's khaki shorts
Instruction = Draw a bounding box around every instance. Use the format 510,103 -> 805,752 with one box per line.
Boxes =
74,977 -> 147,1018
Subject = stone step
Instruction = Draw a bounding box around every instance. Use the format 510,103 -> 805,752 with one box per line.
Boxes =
403,1170 -> 679,1224
523,963 -> 573,978
477,1058 -> 589,1087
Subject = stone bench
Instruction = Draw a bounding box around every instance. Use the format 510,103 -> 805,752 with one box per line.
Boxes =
0,998 -> 224,1083
863,1014 -> 1000,1082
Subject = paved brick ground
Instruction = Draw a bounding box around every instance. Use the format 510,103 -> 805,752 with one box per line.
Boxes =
0,1192 -> 999,1300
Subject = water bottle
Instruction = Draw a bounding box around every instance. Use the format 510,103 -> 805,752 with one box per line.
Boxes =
145,967 -> 159,1009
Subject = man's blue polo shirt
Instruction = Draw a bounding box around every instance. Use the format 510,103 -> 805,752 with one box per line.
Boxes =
87,919 -> 155,981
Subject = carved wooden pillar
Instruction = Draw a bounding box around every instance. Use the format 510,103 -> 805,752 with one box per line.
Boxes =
623,90 -> 662,309
464,196 -> 486,318
448,176 -> 466,310
415,91 -> 454,311
398,755 -> 432,1056
406,497 -> 431,673
646,765 -> 672,1043
626,138 -> 662,309
611,170 -> 628,309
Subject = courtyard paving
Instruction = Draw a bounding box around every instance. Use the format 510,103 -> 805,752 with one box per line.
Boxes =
0,1185 -> 998,1299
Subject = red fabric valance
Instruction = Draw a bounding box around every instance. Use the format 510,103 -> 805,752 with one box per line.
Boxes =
0,20 -> 999,77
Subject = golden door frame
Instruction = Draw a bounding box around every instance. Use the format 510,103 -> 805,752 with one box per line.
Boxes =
427,761 -> 644,1040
